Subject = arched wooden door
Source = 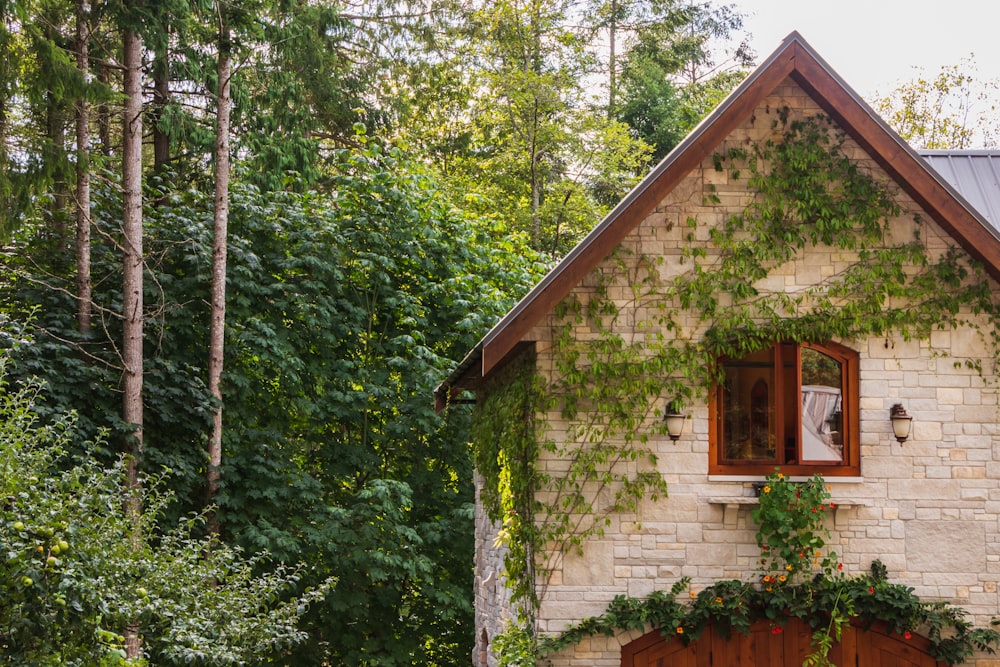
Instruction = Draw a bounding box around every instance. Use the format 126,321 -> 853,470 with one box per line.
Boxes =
622,619 -> 944,667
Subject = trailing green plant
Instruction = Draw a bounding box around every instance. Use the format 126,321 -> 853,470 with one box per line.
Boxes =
470,110 -> 1000,664
753,473 -> 840,584
541,560 -> 1000,665
471,350 -> 546,617
753,471 -> 849,666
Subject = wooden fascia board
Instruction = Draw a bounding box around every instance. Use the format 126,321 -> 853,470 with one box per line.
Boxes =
789,43 -> 1000,281
479,48 -> 797,377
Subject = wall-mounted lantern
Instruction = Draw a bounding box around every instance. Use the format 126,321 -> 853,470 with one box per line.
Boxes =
664,403 -> 686,442
889,403 -> 912,444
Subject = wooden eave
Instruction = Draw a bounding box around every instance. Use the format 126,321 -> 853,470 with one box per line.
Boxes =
434,32 -> 1000,411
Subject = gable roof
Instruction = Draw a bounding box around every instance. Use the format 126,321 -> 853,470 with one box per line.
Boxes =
434,32 -> 1000,410
920,151 -> 1000,231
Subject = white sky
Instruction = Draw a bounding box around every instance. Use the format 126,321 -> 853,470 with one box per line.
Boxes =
737,0 -> 1000,100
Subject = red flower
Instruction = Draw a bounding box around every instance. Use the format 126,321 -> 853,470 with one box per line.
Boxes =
868,587 -> 875,594
904,631 -> 912,640
829,502 -> 836,508
812,508 -> 817,513
771,626 -> 783,635
837,563 -> 843,571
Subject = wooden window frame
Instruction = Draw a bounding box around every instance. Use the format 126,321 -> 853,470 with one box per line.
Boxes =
708,341 -> 860,477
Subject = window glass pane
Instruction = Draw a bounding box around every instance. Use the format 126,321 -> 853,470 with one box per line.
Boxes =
722,348 -> 776,462
800,348 -> 843,462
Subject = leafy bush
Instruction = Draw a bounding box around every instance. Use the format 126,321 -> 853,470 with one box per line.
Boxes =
0,347 -> 329,665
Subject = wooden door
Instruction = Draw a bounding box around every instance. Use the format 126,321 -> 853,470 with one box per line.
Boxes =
622,619 -> 942,667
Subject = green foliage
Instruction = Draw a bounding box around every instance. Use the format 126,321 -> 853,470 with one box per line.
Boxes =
0,346 -> 328,665
2,133 -> 547,665
753,473 -> 839,584
544,562 -> 1000,665
874,57 -> 1000,149
471,351 -> 546,616
615,1 -> 751,160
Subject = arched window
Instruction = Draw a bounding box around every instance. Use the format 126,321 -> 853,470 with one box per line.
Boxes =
709,341 -> 860,477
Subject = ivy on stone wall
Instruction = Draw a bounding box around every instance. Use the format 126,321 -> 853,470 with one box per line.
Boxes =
471,111 -> 1000,665
471,349 -> 545,617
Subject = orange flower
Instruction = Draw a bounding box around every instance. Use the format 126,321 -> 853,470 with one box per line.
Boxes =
785,564 -> 793,571
690,591 -> 697,598
763,485 -> 771,493
676,627 -> 684,635
715,597 -> 723,604
777,473 -> 784,479
778,575 -> 787,582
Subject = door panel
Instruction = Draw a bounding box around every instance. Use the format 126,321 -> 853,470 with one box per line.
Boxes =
622,619 -> 942,667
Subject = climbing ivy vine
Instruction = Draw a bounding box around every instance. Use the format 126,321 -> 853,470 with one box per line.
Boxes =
471,110 -> 1000,665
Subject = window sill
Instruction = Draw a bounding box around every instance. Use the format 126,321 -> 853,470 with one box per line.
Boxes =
708,475 -> 863,484
707,497 -> 864,529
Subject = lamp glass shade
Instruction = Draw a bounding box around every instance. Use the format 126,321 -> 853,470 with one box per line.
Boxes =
890,407 -> 912,442
664,412 -> 685,441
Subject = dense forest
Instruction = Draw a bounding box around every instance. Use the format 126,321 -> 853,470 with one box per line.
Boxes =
0,0 -> 753,664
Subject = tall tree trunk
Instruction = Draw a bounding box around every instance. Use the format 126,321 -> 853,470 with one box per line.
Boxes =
121,23 -> 144,660
75,0 -> 92,335
152,50 -> 170,178
205,18 -> 231,535
97,62 -> 112,156
45,89 -> 68,244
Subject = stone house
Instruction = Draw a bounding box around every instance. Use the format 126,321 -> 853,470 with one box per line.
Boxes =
436,33 -> 1000,666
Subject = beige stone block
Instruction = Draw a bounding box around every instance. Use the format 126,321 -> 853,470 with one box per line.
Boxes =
888,478 -> 963,500
563,541 -> 615,586
686,542 -> 736,567
938,387 -> 965,405
930,330 -> 951,349
906,521 -> 986,573
927,371 -> 974,387
952,326 -> 987,357
956,405 -> 1000,423
870,338 -> 921,359
912,421 -> 944,441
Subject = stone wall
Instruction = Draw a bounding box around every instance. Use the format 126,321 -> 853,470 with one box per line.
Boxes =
474,471 -> 513,667
476,76 -> 1000,666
